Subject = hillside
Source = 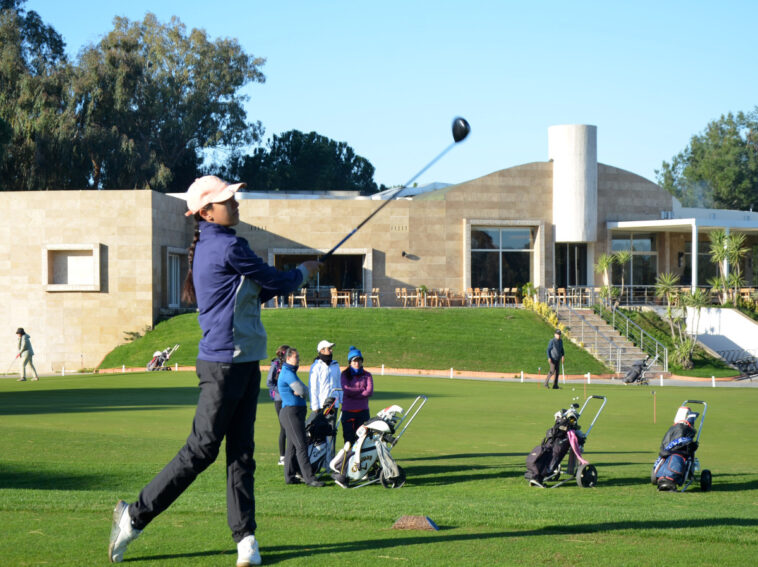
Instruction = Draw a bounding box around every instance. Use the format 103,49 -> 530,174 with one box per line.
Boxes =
98,308 -> 610,375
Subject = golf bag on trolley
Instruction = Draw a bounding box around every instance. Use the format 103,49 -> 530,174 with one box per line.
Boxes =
146,344 -> 180,371
651,401 -> 712,492
305,393 -> 340,477
623,354 -> 657,384
525,395 -> 606,488
525,407 -> 583,484
329,395 -> 427,489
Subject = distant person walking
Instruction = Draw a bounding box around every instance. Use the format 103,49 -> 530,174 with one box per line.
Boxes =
16,328 -> 38,382
107,175 -> 320,566
266,344 -> 289,466
544,329 -> 565,389
340,346 -> 373,445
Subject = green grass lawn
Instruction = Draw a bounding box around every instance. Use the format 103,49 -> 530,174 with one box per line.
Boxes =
99,308 -> 609,375
1,373 -> 756,566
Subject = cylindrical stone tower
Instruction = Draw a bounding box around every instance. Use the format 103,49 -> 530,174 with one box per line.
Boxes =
548,124 -> 598,242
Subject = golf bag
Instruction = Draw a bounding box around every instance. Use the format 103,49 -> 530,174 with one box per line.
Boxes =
329,396 -> 427,489
623,354 -> 657,384
305,395 -> 339,476
525,408 -> 584,484
652,406 -> 699,491
146,344 -> 180,371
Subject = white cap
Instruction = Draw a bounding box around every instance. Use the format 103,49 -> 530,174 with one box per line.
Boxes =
185,175 -> 246,217
317,340 -> 335,352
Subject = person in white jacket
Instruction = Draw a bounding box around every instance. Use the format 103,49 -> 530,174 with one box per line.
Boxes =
308,340 -> 342,412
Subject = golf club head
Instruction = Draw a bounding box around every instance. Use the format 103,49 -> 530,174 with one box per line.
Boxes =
452,117 -> 470,143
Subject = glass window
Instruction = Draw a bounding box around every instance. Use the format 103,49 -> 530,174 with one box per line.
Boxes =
471,251 -> 500,288
611,234 -> 631,252
501,229 -> 532,250
471,227 -> 533,289
632,234 -> 656,252
471,229 -> 499,250
555,243 -> 588,287
168,253 -> 181,308
632,255 -> 657,285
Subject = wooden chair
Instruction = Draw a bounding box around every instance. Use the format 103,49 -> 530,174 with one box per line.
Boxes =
465,288 -> 474,306
427,289 -> 440,307
480,288 -> 492,306
557,287 -> 567,305
360,288 -> 381,307
437,288 -> 451,307
288,290 -> 307,308
330,287 -> 351,308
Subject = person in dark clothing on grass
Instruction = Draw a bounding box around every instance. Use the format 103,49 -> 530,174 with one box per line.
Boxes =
107,176 -> 320,566
544,329 -> 565,389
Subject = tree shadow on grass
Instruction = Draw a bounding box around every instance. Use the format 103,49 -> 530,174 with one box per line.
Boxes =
133,517 -> 758,564
0,387 -> 201,416
0,462 -> 134,491
0,388 -> 425,417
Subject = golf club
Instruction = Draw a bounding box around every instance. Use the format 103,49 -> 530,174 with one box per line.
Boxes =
319,117 -> 470,262
5,354 -> 19,374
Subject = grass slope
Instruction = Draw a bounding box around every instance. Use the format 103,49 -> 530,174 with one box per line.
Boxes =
1,373 -> 756,566
99,309 -> 609,375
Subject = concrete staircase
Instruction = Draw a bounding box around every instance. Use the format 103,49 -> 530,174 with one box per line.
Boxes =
555,307 -> 667,375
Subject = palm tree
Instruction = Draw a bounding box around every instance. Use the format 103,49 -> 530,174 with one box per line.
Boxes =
614,251 -> 631,307
594,253 -> 615,308
655,272 -> 680,341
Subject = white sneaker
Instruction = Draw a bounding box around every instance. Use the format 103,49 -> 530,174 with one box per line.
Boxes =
277,456 -> 285,466
236,535 -> 261,566
108,500 -> 142,563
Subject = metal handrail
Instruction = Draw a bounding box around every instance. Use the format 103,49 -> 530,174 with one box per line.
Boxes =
595,305 -> 669,372
562,304 -> 626,373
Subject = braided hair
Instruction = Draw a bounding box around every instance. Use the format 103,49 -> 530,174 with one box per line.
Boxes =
181,207 -> 212,304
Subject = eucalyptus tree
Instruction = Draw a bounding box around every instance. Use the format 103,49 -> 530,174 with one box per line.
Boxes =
72,13 -> 265,191
0,0 -> 85,189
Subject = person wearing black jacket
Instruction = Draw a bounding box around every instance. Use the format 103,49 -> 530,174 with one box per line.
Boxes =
544,329 -> 565,389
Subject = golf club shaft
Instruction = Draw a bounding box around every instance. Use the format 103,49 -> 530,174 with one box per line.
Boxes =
319,140 -> 457,262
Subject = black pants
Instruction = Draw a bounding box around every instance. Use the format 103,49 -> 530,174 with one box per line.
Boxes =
130,359 -> 261,543
341,409 -> 370,446
279,405 -> 317,483
274,400 -> 286,457
544,359 -> 560,388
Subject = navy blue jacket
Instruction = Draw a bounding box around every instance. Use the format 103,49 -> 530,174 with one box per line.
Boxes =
193,221 -> 307,363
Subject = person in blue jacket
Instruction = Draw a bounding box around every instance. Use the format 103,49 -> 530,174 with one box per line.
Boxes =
108,176 -> 320,566
277,347 -> 325,487
266,344 -> 289,466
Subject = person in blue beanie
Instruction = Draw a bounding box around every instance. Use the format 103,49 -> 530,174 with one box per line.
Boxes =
340,346 -> 374,445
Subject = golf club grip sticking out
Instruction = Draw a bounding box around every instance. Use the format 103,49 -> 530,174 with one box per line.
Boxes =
319,117 -> 470,262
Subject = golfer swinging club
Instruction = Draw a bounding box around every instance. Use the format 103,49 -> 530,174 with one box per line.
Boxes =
108,176 -> 320,566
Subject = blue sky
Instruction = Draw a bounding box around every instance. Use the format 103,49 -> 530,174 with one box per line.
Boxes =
25,0 -> 758,188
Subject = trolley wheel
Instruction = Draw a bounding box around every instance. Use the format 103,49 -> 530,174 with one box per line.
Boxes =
700,469 -> 712,492
380,466 -> 406,489
576,464 -> 598,487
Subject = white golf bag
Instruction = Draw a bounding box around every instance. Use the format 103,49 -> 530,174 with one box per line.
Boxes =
329,395 -> 426,489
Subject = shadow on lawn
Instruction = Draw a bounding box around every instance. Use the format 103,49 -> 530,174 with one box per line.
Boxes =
136,517 -> 758,564
0,388 -> 420,417
0,387 -> 201,416
0,462 -> 132,490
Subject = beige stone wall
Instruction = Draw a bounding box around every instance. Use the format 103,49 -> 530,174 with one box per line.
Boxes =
236,162 -> 555,302
1,190 -> 191,373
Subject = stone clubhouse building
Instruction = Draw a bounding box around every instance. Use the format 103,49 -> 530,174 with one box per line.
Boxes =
2,125 -> 756,372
